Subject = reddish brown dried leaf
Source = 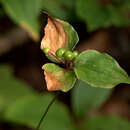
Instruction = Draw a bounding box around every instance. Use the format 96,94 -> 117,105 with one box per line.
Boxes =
41,17 -> 66,55
42,63 -> 76,92
44,71 -> 62,91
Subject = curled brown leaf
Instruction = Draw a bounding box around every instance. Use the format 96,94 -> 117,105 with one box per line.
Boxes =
44,71 -> 62,91
41,17 -> 66,55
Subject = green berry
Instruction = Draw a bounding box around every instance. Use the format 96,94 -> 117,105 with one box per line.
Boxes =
43,48 -> 49,54
73,51 -> 78,58
56,48 -> 66,58
64,51 -> 74,61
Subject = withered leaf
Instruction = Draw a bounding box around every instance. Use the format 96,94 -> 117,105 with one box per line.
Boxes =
44,71 -> 61,91
42,63 -> 77,92
41,17 -> 66,56
41,16 -> 79,63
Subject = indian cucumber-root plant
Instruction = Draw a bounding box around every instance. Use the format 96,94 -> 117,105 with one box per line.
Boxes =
36,14 -> 130,129
41,15 -> 130,92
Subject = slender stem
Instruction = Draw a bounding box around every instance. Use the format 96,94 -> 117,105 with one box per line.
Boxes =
36,92 -> 59,130
48,52 -> 65,64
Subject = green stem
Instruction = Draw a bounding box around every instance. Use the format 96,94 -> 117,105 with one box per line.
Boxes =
36,92 -> 59,130
48,52 -> 65,64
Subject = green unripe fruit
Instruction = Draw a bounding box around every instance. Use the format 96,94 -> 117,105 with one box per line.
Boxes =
64,51 -> 74,61
56,48 -> 66,58
73,51 -> 78,58
43,48 -> 50,54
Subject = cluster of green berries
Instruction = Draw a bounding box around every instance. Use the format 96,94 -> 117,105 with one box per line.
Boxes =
43,48 -> 78,61
56,48 -> 78,60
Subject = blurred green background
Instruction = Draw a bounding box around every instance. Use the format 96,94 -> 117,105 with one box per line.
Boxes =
0,0 -> 130,130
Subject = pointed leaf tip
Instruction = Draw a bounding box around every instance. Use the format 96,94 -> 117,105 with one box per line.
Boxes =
74,50 -> 130,88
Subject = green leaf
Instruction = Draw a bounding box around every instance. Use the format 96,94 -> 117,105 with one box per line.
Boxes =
74,50 -> 130,88
76,0 -> 130,31
41,17 -> 79,63
0,65 -> 34,115
1,0 -> 41,40
72,80 -> 112,117
42,63 -> 77,92
5,94 -> 76,130
41,0 -> 75,21
83,115 -> 130,130
58,19 -> 79,50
